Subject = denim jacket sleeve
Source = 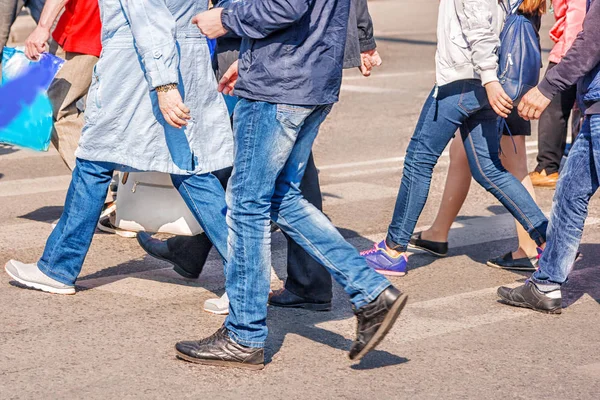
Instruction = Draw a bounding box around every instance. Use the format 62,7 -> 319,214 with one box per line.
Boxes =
454,0 -> 500,85
356,0 -> 375,52
539,0 -> 600,98
221,0 -> 312,39
119,0 -> 179,88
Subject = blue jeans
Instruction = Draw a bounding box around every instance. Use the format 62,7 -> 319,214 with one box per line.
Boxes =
532,115 -> 600,288
224,99 -> 391,348
387,80 -> 548,251
38,158 -> 229,285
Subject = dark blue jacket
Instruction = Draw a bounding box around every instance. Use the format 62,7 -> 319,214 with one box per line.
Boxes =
538,0 -> 600,114
215,0 -> 374,73
221,0 -> 351,106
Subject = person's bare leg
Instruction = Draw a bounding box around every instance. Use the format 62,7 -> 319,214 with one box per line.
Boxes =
421,137 -> 472,243
499,135 -> 539,258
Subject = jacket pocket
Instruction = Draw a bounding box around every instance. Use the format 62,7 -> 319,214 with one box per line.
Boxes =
84,66 -> 103,126
447,14 -> 469,49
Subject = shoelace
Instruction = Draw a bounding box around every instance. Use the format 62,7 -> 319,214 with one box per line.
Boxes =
360,244 -> 380,256
536,246 -> 543,260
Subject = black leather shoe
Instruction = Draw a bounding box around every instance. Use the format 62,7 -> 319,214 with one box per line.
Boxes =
268,288 -> 332,311
497,280 -> 562,314
408,232 -> 448,257
176,326 -> 265,370
136,232 -> 211,279
487,252 -> 538,271
349,286 -> 408,361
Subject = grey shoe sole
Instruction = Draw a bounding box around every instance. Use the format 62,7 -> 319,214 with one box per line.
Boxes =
96,218 -> 137,238
175,349 -> 265,370
350,292 -> 409,362
203,305 -> 229,315
497,297 -> 562,314
4,263 -> 75,295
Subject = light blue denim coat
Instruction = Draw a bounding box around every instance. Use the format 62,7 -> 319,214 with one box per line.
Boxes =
75,0 -> 233,175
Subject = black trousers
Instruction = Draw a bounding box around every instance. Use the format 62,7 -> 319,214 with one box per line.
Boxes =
166,153 -> 333,302
536,62 -> 579,174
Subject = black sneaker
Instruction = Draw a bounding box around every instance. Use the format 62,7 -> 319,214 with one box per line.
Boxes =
175,326 -> 265,370
349,286 -> 408,361
497,280 -> 562,314
268,288 -> 331,311
408,232 -> 448,257
487,252 -> 538,271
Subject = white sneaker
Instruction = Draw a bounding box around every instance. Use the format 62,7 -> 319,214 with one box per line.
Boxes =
4,260 -> 76,295
203,293 -> 229,315
202,290 -> 274,315
97,214 -> 137,238
100,200 -> 117,219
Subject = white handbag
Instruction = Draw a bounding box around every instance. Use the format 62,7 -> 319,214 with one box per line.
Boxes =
114,172 -> 203,236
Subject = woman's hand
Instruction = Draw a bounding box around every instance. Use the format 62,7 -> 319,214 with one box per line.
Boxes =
25,26 -> 50,61
156,85 -> 191,129
484,81 -> 513,118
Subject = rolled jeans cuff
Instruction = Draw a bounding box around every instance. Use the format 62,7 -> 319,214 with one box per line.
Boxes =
351,280 -> 392,310
530,221 -> 548,246
385,235 -> 407,253
530,275 -> 563,291
227,329 -> 265,349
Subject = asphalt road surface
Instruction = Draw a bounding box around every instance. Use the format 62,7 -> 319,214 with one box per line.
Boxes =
2,1 -> 600,399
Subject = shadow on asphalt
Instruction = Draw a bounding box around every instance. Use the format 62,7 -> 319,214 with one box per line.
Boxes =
0,144 -> 19,157
18,205 -> 63,223
265,305 -> 409,370
69,224 -> 410,369
562,243 -> 600,308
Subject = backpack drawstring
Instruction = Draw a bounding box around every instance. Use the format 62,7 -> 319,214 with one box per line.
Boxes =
498,117 -> 517,156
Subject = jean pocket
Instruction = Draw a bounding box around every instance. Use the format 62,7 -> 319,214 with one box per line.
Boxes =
275,104 -> 315,128
458,80 -> 488,114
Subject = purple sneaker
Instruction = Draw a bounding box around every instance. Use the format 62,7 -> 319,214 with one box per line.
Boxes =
360,241 -> 408,276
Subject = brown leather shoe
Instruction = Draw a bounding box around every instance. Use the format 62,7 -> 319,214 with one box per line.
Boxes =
529,170 -> 559,188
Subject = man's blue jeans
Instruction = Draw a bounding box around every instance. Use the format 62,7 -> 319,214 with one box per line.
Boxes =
387,80 -> 548,251
224,99 -> 391,348
38,158 -> 229,285
532,114 -> 600,289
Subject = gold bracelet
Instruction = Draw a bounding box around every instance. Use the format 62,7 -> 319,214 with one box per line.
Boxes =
156,83 -> 178,93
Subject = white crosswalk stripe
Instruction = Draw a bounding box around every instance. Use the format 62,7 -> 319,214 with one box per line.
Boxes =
0,146 -> 58,161
0,175 -> 71,198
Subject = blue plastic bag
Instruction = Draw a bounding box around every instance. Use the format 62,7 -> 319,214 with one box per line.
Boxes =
0,47 -> 64,151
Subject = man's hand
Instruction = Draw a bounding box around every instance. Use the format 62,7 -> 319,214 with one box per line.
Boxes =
484,81 -> 513,118
25,26 -> 50,61
157,87 -> 191,129
518,87 -> 552,121
359,49 -> 382,77
218,60 -> 239,96
192,8 -> 227,39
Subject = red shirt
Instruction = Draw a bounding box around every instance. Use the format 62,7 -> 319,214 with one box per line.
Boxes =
52,0 -> 102,57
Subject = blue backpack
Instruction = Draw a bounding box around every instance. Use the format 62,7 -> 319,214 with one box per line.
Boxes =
498,0 -> 542,101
